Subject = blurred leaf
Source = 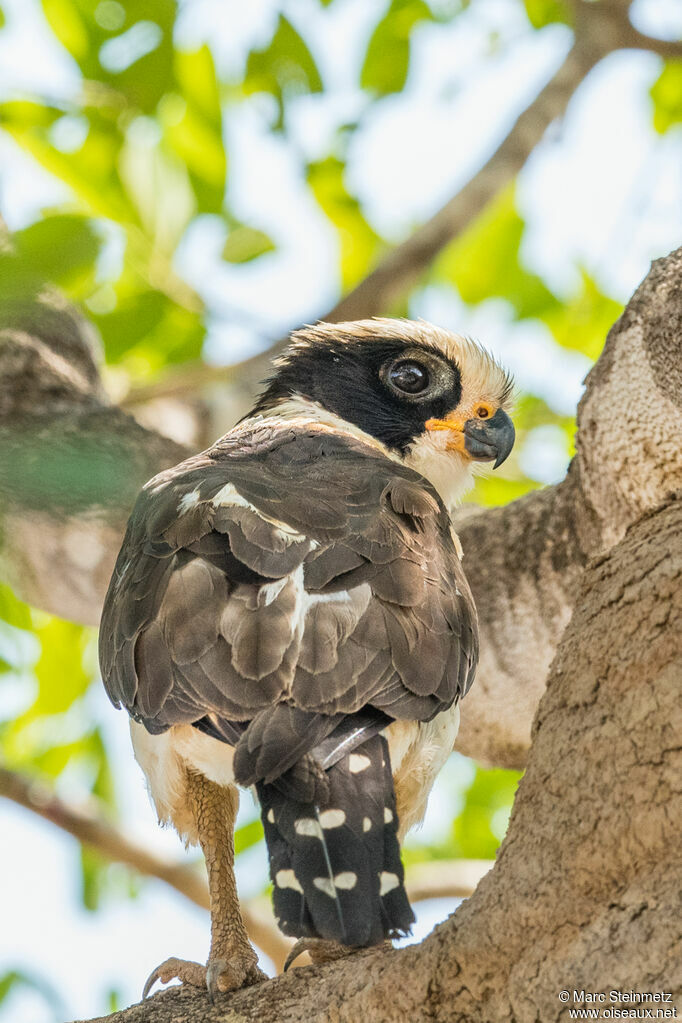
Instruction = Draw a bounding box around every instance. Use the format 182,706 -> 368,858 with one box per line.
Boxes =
361,0 -> 433,95
0,584 -> 32,631
80,843 -> 107,911
522,0 -> 571,29
234,818 -> 264,855
245,14 -> 323,126
106,989 -> 123,1014
89,726 -> 116,806
119,121 -> 196,253
222,225 -> 275,264
3,619 -> 89,736
92,284 -> 205,367
540,271 -> 621,361
307,156 -> 383,289
10,214 -> 101,293
42,0 -> 90,60
164,46 -> 226,213
436,184 -> 557,318
650,60 -> 682,134
0,968 -> 66,1016
0,6 -> 5,30
451,766 -> 522,859
468,473 -> 539,507
0,101 -> 134,223
42,0 -> 177,114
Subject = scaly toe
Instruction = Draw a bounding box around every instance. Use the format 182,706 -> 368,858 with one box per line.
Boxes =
283,938 -> 353,972
142,956 -> 207,998
206,954 -> 268,1003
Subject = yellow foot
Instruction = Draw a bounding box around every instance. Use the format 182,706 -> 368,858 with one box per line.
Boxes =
142,954 -> 267,1004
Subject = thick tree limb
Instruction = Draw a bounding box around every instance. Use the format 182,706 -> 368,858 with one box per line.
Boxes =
76,493 -> 682,1022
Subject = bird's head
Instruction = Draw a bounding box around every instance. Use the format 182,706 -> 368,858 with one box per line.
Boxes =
251,318 -> 515,509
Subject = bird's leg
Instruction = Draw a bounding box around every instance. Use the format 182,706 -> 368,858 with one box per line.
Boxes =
143,771 -> 267,1003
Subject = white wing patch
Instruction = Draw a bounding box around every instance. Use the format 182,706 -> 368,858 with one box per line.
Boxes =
212,482 -> 309,543
177,488 -> 201,514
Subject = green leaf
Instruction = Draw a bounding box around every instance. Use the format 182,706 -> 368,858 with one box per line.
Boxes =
41,0 -> 178,114
0,584 -> 32,631
42,0 -> 90,60
222,225 -> 275,264
166,46 -> 226,212
80,843 -> 107,911
0,6 -> 6,30
522,0 -> 572,29
118,121 -> 197,253
650,60 -> 682,134
10,214 -> 101,292
0,101 -> 135,224
307,156 -> 384,289
244,15 -> 323,124
468,473 -> 539,507
435,184 -> 557,319
540,271 -> 622,361
361,0 -> 433,95
0,969 -> 65,1015
451,766 -> 522,859
92,285 -> 205,367
234,818 -> 264,855
16,619 -> 89,720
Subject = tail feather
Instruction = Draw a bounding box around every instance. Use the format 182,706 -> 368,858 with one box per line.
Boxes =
258,733 -> 414,947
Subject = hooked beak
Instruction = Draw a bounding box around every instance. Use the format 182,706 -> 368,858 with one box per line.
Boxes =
425,408 -> 515,469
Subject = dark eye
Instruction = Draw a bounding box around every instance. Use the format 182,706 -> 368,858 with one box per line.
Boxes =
388,360 -> 429,395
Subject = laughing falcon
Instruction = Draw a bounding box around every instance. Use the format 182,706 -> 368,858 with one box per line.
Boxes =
99,318 -> 515,1000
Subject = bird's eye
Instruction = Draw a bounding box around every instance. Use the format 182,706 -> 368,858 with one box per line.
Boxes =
388,361 -> 430,395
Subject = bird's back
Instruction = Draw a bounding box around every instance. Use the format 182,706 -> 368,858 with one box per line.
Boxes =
99,418 -> 478,945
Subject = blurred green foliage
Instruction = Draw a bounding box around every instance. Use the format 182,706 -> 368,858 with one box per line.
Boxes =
2,0 -> 677,1013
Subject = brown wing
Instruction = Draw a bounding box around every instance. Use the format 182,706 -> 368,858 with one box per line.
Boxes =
99,422 -> 478,746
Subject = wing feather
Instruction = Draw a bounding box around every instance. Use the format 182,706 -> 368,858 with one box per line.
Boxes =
99,423 -> 478,771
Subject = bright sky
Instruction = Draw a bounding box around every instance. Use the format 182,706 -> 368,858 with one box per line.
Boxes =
0,0 -> 681,1020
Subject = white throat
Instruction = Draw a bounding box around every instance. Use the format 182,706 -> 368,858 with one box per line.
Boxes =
403,433 -> 475,512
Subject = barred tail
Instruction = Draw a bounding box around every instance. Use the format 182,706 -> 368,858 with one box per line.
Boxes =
258,733 -> 414,947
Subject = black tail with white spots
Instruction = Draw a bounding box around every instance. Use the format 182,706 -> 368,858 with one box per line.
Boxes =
257,733 -> 414,947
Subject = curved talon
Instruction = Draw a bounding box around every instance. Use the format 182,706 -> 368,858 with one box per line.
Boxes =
206,959 -> 228,1006
283,938 -> 350,972
142,966 -> 163,1000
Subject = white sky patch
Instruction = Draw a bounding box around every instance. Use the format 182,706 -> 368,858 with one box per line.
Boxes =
519,425 -> 571,486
